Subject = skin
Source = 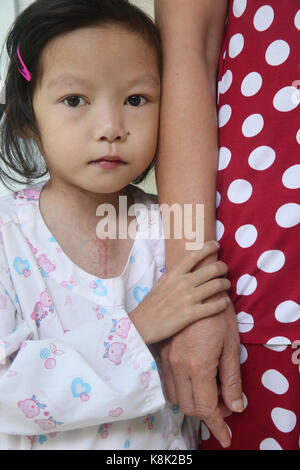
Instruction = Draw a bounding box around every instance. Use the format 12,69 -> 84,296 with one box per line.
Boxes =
155,0 -> 243,448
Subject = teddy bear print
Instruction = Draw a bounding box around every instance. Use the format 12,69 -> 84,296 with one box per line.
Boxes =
37,254 -> 56,277
103,342 -> 126,365
17,395 -> 47,418
31,289 -> 54,327
110,318 -> 131,339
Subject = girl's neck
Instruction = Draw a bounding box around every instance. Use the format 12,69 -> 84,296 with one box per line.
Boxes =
38,180 -> 138,279
40,179 -> 134,226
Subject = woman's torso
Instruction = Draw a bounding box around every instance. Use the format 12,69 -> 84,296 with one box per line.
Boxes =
216,0 -> 300,344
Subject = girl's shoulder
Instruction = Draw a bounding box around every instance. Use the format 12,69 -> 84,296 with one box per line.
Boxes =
0,191 -> 19,227
0,183 -> 43,228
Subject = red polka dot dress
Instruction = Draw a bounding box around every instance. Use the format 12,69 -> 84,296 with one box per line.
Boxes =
200,0 -> 300,450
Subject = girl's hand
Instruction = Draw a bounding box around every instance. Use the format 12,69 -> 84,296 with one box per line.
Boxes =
129,241 -> 230,344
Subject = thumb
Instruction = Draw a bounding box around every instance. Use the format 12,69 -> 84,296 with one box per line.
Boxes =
218,335 -> 244,413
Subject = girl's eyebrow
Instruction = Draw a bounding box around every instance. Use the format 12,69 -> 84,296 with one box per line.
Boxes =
127,75 -> 161,88
47,75 -> 91,89
47,74 -> 160,89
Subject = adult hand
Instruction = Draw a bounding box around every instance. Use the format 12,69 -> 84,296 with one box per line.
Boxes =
158,300 -> 243,448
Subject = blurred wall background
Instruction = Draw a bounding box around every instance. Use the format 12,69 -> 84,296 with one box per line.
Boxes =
0,0 -> 157,196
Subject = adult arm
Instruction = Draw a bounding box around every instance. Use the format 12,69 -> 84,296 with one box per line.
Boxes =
155,0 -> 243,448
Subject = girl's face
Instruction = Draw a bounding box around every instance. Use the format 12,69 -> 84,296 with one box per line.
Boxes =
32,25 -> 160,195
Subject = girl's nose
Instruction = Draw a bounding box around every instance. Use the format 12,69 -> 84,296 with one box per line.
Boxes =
93,108 -> 128,143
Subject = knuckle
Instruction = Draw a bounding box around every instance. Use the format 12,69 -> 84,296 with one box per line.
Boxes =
168,348 -> 182,368
194,404 -> 216,421
180,405 -> 196,416
226,374 -> 242,389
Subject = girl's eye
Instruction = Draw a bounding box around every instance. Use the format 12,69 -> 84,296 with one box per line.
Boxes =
126,95 -> 147,107
63,96 -> 86,108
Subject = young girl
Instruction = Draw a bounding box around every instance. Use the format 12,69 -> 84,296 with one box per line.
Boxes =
0,0 -> 231,450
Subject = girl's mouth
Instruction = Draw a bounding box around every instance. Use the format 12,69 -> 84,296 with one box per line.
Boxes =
89,156 -> 127,170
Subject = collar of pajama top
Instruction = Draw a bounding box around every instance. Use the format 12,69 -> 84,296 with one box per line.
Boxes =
7,181 -> 163,309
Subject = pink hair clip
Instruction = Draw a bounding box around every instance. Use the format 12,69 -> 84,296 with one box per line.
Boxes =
17,43 -> 32,82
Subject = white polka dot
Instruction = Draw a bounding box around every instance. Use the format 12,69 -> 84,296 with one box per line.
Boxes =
216,220 -> 224,241
219,70 -> 233,95
275,301 -> 300,324
271,408 -> 297,433
233,0 -> 247,17
235,224 -> 257,248
282,164 -> 300,189
260,438 -> 282,450
273,86 -> 300,112
242,114 -> 264,137
248,145 -> 276,170
240,344 -> 248,364
254,5 -> 274,31
218,147 -> 231,170
200,422 -> 210,441
229,33 -> 244,58
295,10 -> 300,30
236,274 -> 257,296
265,40 -> 290,66
218,104 -> 232,127
264,337 -> 291,351
216,191 -> 221,208
241,72 -> 262,97
275,203 -> 300,228
237,311 -> 254,333
257,250 -> 285,273
262,369 -> 289,395
297,129 -> 300,144
227,179 -> 253,204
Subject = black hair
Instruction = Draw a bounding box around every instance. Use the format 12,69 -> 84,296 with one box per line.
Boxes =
0,0 -> 161,189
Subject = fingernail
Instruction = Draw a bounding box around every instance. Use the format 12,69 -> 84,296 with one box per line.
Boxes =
214,241 -> 220,248
231,399 -> 244,412
220,440 -> 230,448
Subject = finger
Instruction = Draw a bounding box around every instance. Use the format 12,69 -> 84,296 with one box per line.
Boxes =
192,374 -> 231,448
189,261 -> 228,287
217,387 -> 233,418
190,297 -> 230,323
219,343 -> 244,414
169,298 -> 229,337
172,373 -> 194,416
194,278 -> 231,302
158,342 -> 178,404
175,241 -> 219,275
